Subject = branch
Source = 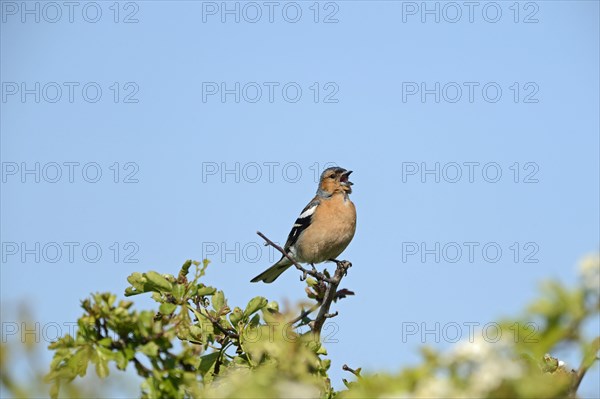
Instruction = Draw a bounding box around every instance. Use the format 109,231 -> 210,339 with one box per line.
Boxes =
257,231 -> 333,283
570,354 -> 599,397
193,297 -> 239,340
311,260 -> 352,337
289,303 -> 320,326
343,363 -> 362,378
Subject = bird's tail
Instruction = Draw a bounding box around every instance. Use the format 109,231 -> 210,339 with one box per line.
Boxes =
250,256 -> 293,283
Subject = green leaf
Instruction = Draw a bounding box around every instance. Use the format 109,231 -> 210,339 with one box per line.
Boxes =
98,337 -> 113,348
127,272 -> 144,286
212,290 -> 225,312
123,346 -> 135,361
146,271 -> 173,292
114,351 -> 127,370
316,344 -> 328,355
244,296 -> 268,318
197,284 -> 217,296
198,352 -> 220,376
159,302 -> 177,315
266,301 -> 279,312
124,286 -> 141,297
171,284 -> 186,302
248,313 -> 260,327
94,350 -> 110,378
140,342 -> 159,357
68,347 -> 91,377
229,307 -> 244,326
180,259 -> 192,278
151,292 -> 162,303
541,354 -> 559,373
306,277 -> 318,287
218,306 -> 231,317
189,325 -> 203,341
187,284 -> 198,297
119,300 -> 133,309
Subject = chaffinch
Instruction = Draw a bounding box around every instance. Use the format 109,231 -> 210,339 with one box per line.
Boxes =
251,167 -> 356,283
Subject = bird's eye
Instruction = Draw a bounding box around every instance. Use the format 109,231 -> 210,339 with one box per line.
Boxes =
328,174 -> 336,179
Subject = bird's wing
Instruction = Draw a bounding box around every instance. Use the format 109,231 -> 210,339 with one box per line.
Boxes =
283,198 -> 320,251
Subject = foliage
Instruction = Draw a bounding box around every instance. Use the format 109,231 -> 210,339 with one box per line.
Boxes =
29,254 -> 600,398
44,260 -> 332,398
341,254 -> 600,398
0,307 -> 131,398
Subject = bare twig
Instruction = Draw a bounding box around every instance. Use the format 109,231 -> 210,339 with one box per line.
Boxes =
570,355 -> 599,397
311,260 -> 352,337
343,363 -> 362,378
193,297 -> 239,340
324,311 -> 339,319
289,303 -> 321,325
257,231 -> 333,283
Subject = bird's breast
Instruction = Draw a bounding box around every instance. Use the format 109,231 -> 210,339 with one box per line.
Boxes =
295,194 -> 356,264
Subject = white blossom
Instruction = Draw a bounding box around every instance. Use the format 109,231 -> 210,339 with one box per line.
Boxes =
445,335 -> 524,395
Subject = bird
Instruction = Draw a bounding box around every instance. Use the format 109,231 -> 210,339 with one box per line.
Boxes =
251,166 -> 356,283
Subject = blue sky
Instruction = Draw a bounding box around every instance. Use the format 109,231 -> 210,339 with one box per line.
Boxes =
1,0 -> 599,396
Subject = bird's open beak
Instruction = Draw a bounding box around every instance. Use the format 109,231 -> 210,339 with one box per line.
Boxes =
340,170 -> 353,186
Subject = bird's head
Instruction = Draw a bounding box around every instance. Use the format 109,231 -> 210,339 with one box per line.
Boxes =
317,167 -> 353,196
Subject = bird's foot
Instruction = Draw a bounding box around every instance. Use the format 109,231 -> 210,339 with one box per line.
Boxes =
299,269 -> 308,281
332,260 -> 352,276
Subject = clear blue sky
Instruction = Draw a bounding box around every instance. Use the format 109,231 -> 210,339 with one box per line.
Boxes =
1,1 -> 599,396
